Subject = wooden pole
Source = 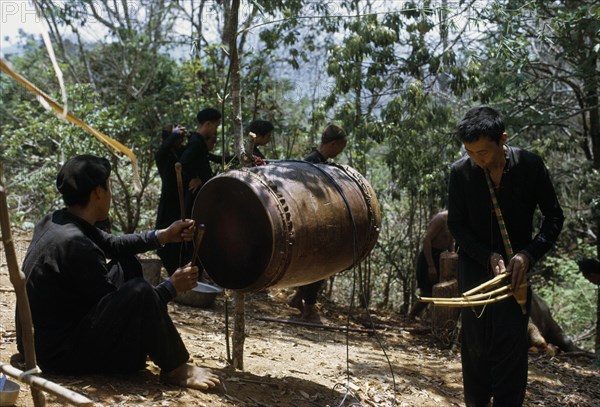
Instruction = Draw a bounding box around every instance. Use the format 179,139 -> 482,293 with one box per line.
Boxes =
232,291 -> 245,370
174,162 -> 185,221
190,224 -> 205,267
0,162 -> 46,406
0,363 -> 93,406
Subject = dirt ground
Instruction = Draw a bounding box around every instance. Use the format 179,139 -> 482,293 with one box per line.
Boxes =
1,234 -> 599,407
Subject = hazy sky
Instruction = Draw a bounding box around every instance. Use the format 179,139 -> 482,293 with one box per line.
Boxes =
1,1 -> 43,50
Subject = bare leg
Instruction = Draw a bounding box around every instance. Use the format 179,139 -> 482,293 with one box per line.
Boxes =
160,363 -> 220,390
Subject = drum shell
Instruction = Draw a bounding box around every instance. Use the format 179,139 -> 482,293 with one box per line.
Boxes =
191,161 -> 381,292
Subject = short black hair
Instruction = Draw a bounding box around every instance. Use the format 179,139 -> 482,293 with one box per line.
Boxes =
248,120 -> 274,137
56,155 -> 111,207
457,106 -> 505,144
196,108 -> 222,124
321,124 -> 347,143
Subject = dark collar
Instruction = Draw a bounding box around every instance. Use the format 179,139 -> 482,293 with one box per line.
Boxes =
314,149 -> 327,163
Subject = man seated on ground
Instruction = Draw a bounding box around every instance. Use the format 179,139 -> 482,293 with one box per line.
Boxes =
18,154 -> 220,391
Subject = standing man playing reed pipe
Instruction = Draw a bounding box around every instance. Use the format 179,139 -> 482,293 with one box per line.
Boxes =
18,155 -> 220,390
447,106 -> 564,406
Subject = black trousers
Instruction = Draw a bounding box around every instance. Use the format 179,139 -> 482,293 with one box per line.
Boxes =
299,279 -> 324,305
461,293 -> 530,406
41,258 -> 189,374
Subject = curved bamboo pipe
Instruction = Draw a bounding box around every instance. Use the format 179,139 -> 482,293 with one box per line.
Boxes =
419,284 -> 527,307
462,272 -> 510,296
423,293 -> 513,307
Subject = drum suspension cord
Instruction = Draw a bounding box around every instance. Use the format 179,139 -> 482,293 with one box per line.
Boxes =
282,160 -> 398,407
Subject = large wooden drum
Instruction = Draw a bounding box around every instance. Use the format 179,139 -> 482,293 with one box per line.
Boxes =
191,161 -> 381,292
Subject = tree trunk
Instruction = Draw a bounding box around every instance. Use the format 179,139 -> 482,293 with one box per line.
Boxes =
439,251 -> 458,282
225,0 -> 245,370
431,279 -> 460,348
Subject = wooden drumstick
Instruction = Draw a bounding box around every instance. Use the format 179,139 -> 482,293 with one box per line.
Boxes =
191,224 -> 206,266
174,162 -> 185,221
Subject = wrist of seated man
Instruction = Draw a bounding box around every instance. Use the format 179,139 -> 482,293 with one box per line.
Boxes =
161,278 -> 177,298
149,229 -> 165,248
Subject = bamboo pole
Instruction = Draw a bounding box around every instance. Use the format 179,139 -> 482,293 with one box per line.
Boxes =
0,363 -> 93,406
0,162 -> 46,406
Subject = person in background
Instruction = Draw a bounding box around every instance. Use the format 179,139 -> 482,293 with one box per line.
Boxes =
19,154 -> 220,390
408,209 -> 455,319
448,106 -> 564,406
303,123 -> 348,164
180,107 -> 222,217
247,119 -> 274,166
287,124 -> 348,323
155,123 -> 190,275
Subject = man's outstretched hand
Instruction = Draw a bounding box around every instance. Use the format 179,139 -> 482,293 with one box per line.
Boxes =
157,219 -> 195,244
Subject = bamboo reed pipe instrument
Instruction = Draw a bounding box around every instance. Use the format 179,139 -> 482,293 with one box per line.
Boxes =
419,272 -> 527,308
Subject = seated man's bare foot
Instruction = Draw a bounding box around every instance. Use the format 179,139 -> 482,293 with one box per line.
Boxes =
301,304 -> 323,324
286,290 -> 304,312
160,363 -> 220,390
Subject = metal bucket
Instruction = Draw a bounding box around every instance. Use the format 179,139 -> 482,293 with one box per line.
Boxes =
191,161 -> 381,292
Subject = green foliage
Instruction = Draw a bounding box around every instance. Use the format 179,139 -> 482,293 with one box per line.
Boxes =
537,245 -> 597,351
1,81 -> 137,225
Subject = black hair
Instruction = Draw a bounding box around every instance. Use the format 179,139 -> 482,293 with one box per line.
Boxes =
56,155 -> 111,207
196,108 -> 222,124
457,106 -> 505,144
248,120 -> 274,137
321,124 -> 347,143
